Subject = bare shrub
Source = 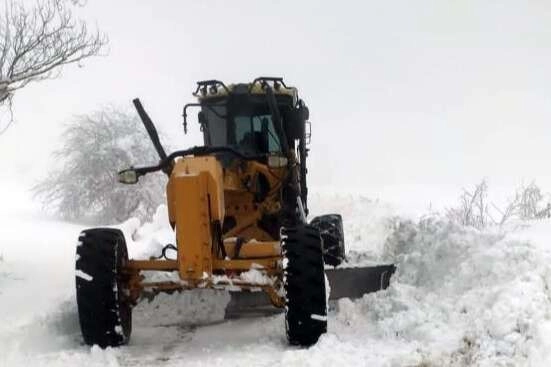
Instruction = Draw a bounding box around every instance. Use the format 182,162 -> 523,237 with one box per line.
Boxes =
446,180 -> 492,230
0,0 -> 107,133
536,203 -> 551,219
33,106 -> 166,224
447,180 -> 550,229
517,182 -> 545,219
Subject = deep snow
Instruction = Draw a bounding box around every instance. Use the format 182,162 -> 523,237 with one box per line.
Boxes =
2,184 -> 551,366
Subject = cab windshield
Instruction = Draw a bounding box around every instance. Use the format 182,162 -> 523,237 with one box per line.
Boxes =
202,104 -> 282,156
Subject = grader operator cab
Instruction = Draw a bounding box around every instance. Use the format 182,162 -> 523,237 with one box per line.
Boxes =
75,77 -> 394,348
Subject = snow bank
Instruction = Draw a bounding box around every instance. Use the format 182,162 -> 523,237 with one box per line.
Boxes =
335,217 -> 551,366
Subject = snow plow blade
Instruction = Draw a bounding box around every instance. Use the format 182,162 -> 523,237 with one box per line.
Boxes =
325,264 -> 396,299
225,264 -> 396,318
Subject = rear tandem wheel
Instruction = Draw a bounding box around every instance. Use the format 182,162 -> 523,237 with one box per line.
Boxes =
310,214 -> 346,267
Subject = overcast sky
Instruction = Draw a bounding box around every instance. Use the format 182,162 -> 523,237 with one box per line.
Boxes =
1,0 -> 551,210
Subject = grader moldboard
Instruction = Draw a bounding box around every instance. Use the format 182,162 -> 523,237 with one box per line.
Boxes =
75,77 -> 395,348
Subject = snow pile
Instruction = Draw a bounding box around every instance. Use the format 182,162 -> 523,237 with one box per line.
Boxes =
117,204 -> 175,260
335,217 -> 551,365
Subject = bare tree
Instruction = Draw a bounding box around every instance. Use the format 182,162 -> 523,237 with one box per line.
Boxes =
498,182 -> 547,222
0,0 -> 107,133
447,180 -> 549,229
446,180 -> 492,229
517,182 -> 544,219
33,106 -> 167,224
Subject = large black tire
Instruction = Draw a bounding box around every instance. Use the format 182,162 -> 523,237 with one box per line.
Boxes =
282,225 -> 327,346
310,214 -> 345,267
76,228 -> 132,348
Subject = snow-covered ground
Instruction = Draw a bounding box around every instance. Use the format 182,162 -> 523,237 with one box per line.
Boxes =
2,183 -> 551,366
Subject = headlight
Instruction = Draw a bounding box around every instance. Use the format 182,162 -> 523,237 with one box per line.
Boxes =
118,169 -> 139,184
267,155 -> 288,168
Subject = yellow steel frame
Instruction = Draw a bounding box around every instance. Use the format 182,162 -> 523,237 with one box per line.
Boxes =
123,156 -> 287,308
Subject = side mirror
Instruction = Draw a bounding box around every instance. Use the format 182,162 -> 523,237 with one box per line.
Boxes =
118,168 -> 139,184
285,110 -> 306,140
298,105 -> 309,121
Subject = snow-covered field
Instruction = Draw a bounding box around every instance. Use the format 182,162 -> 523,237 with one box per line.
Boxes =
2,184 -> 551,366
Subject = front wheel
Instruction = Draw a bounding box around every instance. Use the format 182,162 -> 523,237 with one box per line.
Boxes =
282,225 -> 327,346
76,228 -> 132,348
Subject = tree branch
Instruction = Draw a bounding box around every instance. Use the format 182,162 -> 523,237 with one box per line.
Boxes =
0,0 -> 107,134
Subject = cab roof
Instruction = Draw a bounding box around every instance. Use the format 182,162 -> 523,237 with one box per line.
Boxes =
192,77 -> 299,105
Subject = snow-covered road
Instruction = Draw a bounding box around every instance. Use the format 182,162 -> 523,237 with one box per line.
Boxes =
2,186 -> 551,366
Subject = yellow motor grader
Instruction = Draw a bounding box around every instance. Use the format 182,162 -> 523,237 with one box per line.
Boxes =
75,77 -> 394,348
